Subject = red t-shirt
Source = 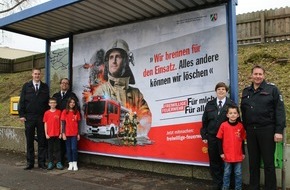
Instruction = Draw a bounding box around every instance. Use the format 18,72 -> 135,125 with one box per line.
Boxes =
43,109 -> 61,137
61,110 -> 81,136
216,121 -> 246,162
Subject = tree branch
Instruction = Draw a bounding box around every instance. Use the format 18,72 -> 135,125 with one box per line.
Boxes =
0,0 -> 27,14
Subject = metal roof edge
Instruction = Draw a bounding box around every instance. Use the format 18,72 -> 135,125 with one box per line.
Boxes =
0,0 -> 82,27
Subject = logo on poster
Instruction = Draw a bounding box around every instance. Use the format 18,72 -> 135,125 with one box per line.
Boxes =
210,13 -> 218,21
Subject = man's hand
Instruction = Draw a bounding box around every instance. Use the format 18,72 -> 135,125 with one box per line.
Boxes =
274,133 -> 283,142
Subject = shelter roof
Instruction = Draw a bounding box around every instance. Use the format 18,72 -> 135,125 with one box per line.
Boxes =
0,0 -> 229,41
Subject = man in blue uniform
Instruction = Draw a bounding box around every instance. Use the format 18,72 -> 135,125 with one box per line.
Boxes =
241,65 -> 286,190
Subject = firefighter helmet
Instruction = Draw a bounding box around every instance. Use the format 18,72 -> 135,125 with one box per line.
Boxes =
104,39 -> 135,84
105,39 -> 129,60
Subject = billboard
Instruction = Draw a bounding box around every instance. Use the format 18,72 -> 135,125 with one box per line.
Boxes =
73,5 -> 229,165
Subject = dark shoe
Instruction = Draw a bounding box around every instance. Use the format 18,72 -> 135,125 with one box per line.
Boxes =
24,165 -> 34,170
56,162 -> 64,170
47,162 -> 54,170
38,164 -> 47,169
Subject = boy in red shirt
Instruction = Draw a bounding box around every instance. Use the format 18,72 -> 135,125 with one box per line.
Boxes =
43,97 -> 63,170
216,105 -> 246,190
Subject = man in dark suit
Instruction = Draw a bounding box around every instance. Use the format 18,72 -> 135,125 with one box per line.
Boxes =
52,78 -> 78,165
200,82 -> 237,190
18,68 -> 50,170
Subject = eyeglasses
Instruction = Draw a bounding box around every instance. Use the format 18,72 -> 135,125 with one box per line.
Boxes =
61,82 -> 69,85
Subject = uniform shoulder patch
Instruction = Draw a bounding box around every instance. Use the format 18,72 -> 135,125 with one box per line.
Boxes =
267,82 -> 275,86
280,95 -> 283,102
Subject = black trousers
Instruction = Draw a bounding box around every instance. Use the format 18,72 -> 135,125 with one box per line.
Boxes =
47,137 -> 61,163
246,126 -> 276,190
25,118 -> 47,166
208,134 -> 224,188
60,139 -> 67,165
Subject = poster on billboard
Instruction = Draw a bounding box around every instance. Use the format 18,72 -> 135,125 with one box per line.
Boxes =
73,5 -> 229,166
49,48 -> 69,94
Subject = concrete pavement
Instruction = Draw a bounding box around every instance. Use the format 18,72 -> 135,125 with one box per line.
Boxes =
0,149 -> 218,190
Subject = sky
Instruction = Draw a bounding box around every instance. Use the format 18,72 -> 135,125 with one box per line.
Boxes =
0,0 -> 289,52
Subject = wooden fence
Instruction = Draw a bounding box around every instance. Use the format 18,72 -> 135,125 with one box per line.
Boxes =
237,7 -> 290,44
0,53 -> 45,73
0,58 -> 12,73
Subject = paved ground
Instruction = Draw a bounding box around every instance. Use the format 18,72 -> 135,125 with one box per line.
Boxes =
0,149 -> 256,190
0,149 -> 215,190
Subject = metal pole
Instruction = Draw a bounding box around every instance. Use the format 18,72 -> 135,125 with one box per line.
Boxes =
227,0 -> 239,104
45,40 -> 51,86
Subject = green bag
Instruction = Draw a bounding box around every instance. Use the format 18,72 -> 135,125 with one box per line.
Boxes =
260,142 -> 283,169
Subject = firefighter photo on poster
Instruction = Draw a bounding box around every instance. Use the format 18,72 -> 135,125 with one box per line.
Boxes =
72,5 -> 230,166
82,39 -> 152,146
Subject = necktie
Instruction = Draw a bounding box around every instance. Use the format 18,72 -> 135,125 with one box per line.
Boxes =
35,84 -> 39,94
62,92 -> 65,99
218,100 -> 222,114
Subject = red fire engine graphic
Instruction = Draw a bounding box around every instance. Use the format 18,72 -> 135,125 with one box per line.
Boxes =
85,96 -> 129,138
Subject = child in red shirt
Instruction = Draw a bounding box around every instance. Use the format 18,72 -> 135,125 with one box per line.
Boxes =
61,97 -> 81,171
216,105 -> 246,190
43,97 -> 63,170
